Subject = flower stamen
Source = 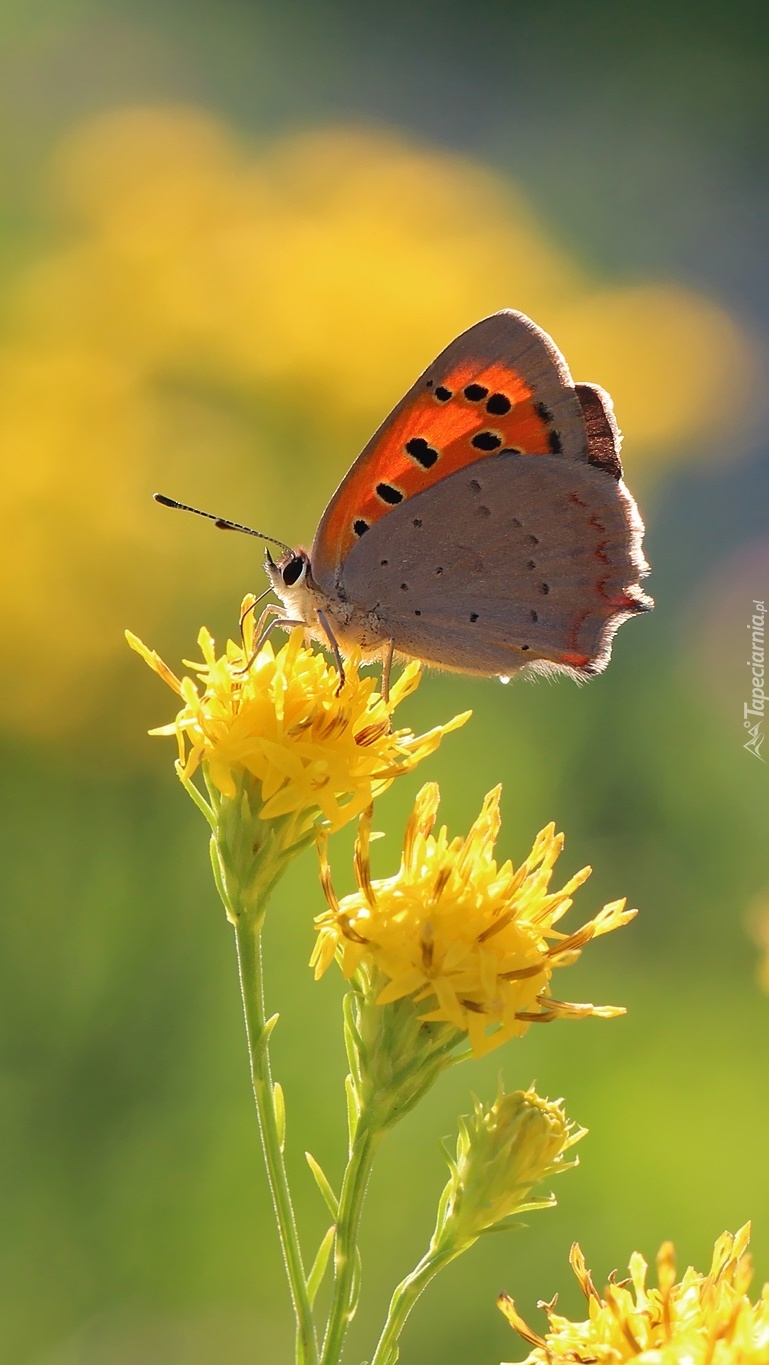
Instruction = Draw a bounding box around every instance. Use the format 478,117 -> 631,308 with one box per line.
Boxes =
497,1294 -> 547,1349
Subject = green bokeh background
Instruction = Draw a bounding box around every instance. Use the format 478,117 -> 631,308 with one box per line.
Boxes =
1,3 -> 769,1363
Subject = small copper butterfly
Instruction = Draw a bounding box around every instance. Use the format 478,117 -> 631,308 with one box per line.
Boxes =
157,310 -> 652,696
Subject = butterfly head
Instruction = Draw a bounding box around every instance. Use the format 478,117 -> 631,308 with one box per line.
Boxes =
265,546 -> 315,615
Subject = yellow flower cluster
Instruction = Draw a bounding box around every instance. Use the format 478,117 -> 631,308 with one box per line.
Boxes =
127,600 -> 468,833
312,782 -> 634,1054
500,1225 -> 769,1365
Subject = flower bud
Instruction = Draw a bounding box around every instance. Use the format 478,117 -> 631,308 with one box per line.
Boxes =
433,1086 -> 583,1252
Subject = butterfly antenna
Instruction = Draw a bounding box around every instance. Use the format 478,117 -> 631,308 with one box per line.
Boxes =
153,494 -> 294,556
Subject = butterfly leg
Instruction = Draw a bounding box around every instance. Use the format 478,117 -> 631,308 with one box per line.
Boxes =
381,639 -> 394,705
234,601 -> 281,673
317,609 -> 346,694
235,614 -> 306,674
238,587 -> 274,651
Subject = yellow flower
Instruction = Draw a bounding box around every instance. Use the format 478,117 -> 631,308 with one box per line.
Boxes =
499,1225 -> 769,1365
435,1087 -> 583,1251
127,598 -> 469,835
312,782 -> 634,1056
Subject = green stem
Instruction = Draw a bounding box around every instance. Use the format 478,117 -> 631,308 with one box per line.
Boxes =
370,1245 -> 463,1365
234,915 -> 318,1365
321,1123 -> 380,1365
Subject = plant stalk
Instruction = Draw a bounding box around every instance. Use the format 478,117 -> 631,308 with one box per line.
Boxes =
321,1123 -> 380,1365
370,1246 -> 462,1365
235,914 -> 318,1365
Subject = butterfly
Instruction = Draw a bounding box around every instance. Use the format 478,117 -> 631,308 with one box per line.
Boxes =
157,310 -> 652,698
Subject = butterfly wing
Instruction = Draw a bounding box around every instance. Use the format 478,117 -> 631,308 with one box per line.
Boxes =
311,310 -> 589,593
575,382 -> 624,480
338,451 -> 651,677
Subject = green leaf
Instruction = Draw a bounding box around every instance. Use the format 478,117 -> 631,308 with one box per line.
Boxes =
349,1246 -> 362,1317
305,1151 -> 340,1217
176,763 -> 216,827
273,1082 -> 286,1152
479,1217 -> 528,1235
306,1225 -> 335,1306
345,1073 -> 360,1150
208,839 -> 234,918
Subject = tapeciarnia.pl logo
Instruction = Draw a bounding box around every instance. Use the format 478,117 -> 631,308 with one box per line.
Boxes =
744,599 -> 766,762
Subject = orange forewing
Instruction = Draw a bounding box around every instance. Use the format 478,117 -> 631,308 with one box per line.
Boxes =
319,360 -> 557,573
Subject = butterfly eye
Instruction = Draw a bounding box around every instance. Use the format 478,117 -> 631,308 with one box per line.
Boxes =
282,556 -> 307,587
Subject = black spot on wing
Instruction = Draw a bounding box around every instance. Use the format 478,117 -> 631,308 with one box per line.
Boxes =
377,482 -> 404,505
471,431 -> 502,451
405,437 -> 439,468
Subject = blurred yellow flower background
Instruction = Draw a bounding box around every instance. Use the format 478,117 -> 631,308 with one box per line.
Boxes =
0,105 -> 760,746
